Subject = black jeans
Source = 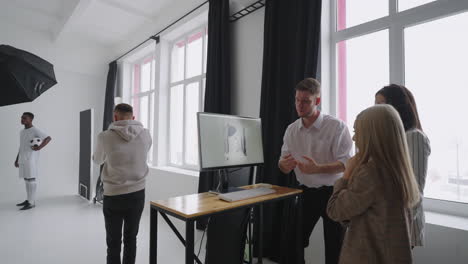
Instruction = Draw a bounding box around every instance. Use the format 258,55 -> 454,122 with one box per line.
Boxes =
301,185 -> 344,264
103,189 -> 145,264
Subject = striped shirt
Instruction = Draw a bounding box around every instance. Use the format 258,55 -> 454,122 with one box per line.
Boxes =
406,129 -> 431,247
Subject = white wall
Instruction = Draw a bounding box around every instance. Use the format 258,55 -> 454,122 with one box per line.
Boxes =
145,168 -> 199,203
0,22 -> 115,203
231,8 -> 265,118
112,0 -> 207,58
413,224 -> 468,264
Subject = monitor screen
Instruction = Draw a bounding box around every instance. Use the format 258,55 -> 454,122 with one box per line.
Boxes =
197,112 -> 264,171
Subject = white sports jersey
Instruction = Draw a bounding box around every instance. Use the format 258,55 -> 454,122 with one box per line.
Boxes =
18,127 -> 48,179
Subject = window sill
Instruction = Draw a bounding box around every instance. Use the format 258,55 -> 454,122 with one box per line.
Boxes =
149,165 -> 200,178
425,211 -> 468,231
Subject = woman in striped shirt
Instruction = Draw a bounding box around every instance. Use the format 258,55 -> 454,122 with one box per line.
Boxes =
375,84 -> 431,247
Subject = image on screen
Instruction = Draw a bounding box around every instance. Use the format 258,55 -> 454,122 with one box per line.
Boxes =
197,112 -> 264,170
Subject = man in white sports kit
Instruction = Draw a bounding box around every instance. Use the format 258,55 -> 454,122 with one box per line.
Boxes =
14,112 -> 51,210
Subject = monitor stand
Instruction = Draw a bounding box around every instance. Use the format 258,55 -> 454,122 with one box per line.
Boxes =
213,169 -> 244,194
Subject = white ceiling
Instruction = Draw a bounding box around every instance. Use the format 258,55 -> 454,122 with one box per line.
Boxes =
0,0 -> 262,47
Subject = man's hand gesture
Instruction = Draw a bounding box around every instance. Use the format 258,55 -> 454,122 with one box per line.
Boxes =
279,154 -> 297,174
297,156 -> 322,174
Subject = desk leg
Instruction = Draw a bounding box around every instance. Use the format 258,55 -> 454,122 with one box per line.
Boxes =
249,208 -> 253,264
150,207 -> 158,264
258,204 -> 263,264
296,195 -> 304,261
159,213 -> 202,264
186,220 -> 195,264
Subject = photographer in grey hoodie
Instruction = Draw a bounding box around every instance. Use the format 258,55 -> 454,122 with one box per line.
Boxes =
93,103 -> 152,264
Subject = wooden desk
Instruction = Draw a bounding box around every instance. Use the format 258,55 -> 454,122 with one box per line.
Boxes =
149,184 -> 302,264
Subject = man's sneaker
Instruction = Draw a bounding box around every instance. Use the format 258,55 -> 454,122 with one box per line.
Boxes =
16,200 -> 29,207
20,204 -> 35,210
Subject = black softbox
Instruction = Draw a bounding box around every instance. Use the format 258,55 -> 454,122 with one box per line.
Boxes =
0,45 -> 57,107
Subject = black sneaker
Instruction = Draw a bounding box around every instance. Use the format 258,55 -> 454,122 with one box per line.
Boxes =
20,204 -> 35,210
16,200 -> 29,206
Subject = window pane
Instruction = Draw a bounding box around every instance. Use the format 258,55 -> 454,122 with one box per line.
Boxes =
170,85 -> 184,165
337,0 -> 388,30
185,82 -> 200,165
150,93 -> 155,135
132,96 -> 139,123
171,40 -> 185,83
140,96 -> 149,129
151,59 -> 156,90
141,61 -> 151,92
203,30 -> 208,74
399,0 -> 436,12
405,12 -> 468,203
149,94 -> 155,163
337,30 -> 389,130
133,64 -> 141,94
202,78 -> 206,111
186,31 -> 204,78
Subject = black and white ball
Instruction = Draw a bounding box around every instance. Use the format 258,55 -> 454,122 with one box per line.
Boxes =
30,138 -> 42,148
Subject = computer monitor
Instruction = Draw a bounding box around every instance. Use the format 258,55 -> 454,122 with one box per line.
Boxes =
197,112 -> 264,171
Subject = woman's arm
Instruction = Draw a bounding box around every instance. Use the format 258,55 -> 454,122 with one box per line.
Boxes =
407,130 -> 431,192
327,165 -> 376,222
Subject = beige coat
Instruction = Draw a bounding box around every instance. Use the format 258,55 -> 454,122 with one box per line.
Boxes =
327,161 -> 413,264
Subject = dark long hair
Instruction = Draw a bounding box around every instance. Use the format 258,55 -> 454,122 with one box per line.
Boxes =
376,84 -> 423,131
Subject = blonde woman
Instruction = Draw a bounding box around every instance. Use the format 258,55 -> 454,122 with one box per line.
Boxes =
327,105 -> 420,264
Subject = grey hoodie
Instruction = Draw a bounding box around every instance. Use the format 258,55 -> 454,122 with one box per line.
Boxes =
93,120 -> 152,196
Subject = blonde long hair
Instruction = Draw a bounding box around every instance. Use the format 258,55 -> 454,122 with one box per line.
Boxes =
353,104 -> 420,208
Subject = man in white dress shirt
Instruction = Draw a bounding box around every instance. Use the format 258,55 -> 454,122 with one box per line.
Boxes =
278,78 -> 352,264
14,112 -> 52,210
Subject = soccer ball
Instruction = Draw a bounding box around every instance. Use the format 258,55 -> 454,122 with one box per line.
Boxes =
30,138 -> 42,148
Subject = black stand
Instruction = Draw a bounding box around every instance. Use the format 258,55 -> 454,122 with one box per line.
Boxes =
213,169 -> 244,194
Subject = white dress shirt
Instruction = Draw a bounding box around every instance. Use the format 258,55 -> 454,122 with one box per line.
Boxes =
280,112 -> 353,188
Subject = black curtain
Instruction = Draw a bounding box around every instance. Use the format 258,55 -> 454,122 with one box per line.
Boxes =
203,0 -> 231,114
256,0 -> 322,263
95,61 -> 118,203
103,61 -> 118,130
197,0 -> 231,230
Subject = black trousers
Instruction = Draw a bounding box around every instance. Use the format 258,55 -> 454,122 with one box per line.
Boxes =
301,185 -> 344,264
103,189 -> 145,264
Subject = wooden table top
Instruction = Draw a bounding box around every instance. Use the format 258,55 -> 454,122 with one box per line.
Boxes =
150,184 -> 302,219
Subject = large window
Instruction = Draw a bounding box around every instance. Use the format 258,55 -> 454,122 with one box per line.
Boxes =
336,0 -> 388,29
336,30 -> 389,125
405,13 -> 468,203
122,11 -> 208,172
131,55 -> 156,163
331,0 -> 468,204
168,27 -> 207,169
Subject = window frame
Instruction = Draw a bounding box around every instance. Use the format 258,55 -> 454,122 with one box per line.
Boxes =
167,25 -> 207,171
130,54 -> 156,164
328,0 -> 468,211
